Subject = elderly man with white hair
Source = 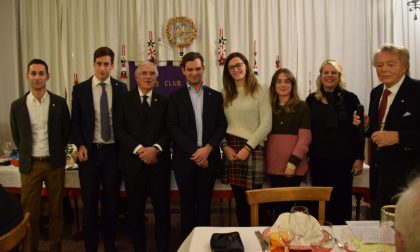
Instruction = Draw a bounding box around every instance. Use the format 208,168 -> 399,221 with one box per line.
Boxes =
394,176 -> 420,252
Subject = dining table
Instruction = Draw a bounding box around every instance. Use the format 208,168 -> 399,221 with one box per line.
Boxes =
177,225 -> 388,252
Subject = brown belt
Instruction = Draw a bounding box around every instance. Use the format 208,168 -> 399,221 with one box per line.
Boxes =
31,156 -> 51,162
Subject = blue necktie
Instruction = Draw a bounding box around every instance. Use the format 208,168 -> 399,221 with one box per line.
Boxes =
100,83 -> 111,141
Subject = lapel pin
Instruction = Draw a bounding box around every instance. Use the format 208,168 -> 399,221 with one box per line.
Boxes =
52,103 -> 56,107
401,99 -> 405,103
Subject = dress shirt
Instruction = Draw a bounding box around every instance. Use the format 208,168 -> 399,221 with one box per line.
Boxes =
92,76 -> 114,143
26,91 -> 50,156
132,88 -> 162,154
187,83 -> 204,147
379,76 -> 404,129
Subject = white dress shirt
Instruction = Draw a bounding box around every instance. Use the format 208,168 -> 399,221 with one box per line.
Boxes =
92,76 -> 114,143
26,91 -> 50,156
187,83 -> 204,147
380,76 -> 404,129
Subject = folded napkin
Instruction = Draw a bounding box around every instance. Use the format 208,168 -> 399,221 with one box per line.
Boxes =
210,231 -> 244,252
270,212 -> 322,246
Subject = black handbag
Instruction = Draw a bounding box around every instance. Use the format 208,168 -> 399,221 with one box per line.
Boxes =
210,231 -> 245,252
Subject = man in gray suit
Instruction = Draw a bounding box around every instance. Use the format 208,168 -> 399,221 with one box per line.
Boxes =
10,58 -> 71,252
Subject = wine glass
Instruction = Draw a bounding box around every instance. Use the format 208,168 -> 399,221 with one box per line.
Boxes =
269,227 -> 295,252
310,220 -> 334,252
341,228 -> 363,252
289,206 -> 310,243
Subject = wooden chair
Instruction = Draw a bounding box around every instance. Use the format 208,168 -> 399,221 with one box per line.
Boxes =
0,212 -> 31,252
246,186 -> 333,226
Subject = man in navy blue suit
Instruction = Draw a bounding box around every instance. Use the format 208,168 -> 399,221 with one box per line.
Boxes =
71,47 -> 127,252
168,52 -> 227,239
355,44 -> 420,219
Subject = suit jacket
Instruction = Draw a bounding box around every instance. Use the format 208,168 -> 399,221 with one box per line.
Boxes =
367,75 -> 420,197
71,76 -> 127,151
10,91 -> 71,174
167,85 -> 227,171
114,89 -> 170,175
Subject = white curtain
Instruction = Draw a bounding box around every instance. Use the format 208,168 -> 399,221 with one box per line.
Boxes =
10,0 -> 420,111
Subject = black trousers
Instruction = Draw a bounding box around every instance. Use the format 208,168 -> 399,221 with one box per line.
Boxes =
78,144 -> 120,252
310,157 -> 354,225
174,165 -> 217,240
124,163 -> 171,252
231,184 -> 263,226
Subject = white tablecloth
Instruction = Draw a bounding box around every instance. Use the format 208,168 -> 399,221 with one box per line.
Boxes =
0,163 -> 369,190
0,164 -> 233,191
0,164 -> 81,188
353,163 -> 369,188
177,225 -> 352,252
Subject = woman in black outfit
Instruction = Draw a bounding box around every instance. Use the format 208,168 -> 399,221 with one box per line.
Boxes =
306,59 -> 364,224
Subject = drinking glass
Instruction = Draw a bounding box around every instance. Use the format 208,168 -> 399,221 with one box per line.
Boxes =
2,142 -> 12,158
269,228 -> 295,252
289,206 -> 310,242
310,221 -> 334,252
380,205 -> 396,252
342,228 -> 363,252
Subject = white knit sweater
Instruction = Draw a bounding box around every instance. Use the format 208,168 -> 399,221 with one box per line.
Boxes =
223,86 -> 272,148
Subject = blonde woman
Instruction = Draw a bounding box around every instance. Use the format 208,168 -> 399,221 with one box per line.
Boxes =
306,59 -> 364,224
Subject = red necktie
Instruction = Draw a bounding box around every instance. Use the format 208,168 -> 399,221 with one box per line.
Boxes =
377,89 -> 391,128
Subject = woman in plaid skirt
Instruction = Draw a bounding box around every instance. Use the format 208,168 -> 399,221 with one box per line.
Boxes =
220,52 -> 272,226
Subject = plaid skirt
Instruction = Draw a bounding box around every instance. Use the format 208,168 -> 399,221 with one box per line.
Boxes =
219,134 -> 266,189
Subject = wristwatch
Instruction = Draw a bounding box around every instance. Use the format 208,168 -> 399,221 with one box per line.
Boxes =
166,16 -> 198,48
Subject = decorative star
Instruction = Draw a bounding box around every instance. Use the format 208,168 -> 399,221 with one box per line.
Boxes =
147,40 -> 155,47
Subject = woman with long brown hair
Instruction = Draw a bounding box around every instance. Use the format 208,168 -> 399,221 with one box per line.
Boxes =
219,52 -> 271,226
266,68 -> 311,187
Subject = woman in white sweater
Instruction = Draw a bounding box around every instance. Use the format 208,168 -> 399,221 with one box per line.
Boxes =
219,52 -> 272,226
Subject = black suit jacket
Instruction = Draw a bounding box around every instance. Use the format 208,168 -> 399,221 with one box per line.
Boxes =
167,85 -> 227,171
114,89 -> 170,175
367,75 -> 420,197
10,91 -> 71,174
71,76 -> 127,151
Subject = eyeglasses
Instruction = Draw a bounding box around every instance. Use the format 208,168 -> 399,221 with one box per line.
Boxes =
228,63 -> 244,71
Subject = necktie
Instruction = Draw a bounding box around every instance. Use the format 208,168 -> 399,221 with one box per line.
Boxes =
377,88 -> 391,128
100,83 -> 111,141
142,95 -> 150,114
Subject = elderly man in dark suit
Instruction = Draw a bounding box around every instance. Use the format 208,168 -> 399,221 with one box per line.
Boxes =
168,52 -> 227,239
355,44 -> 420,219
71,47 -> 127,252
114,63 -> 171,252
10,58 -> 70,252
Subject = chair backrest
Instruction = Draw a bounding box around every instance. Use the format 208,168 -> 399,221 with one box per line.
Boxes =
0,212 -> 31,252
246,186 -> 333,226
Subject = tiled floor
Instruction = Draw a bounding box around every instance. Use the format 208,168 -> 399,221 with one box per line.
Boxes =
37,196 -> 370,252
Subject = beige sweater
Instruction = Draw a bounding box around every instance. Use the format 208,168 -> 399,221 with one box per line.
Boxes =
223,86 -> 272,148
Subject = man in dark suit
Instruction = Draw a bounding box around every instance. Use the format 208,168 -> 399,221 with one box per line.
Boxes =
71,47 -> 127,252
114,63 -> 170,252
10,58 -> 71,252
168,52 -> 227,239
355,44 -> 420,219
